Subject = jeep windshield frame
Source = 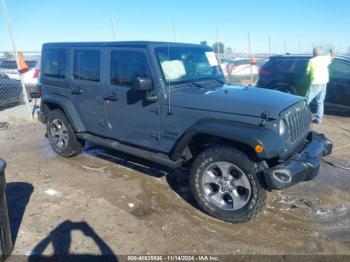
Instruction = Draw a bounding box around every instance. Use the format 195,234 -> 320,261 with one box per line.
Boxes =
155,46 -> 224,87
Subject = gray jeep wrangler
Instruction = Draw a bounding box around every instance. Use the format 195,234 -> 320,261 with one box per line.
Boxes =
38,41 -> 332,223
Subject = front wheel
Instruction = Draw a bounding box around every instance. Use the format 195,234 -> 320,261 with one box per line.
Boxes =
190,146 -> 266,223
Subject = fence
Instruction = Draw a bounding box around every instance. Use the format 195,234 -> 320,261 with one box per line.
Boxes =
0,51 -> 41,121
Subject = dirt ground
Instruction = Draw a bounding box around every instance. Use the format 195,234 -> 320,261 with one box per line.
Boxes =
0,114 -> 349,259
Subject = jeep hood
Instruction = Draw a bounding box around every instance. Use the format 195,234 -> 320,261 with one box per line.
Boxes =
170,85 -> 303,119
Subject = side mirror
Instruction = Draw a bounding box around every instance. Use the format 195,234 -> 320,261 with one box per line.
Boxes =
131,76 -> 153,91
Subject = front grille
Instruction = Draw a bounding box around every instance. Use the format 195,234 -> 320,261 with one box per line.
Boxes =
283,101 -> 312,146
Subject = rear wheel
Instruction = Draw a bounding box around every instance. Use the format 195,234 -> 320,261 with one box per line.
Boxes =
46,110 -> 84,157
190,146 -> 266,223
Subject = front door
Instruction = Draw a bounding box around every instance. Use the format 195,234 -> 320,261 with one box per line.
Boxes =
70,48 -> 106,135
104,48 -> 161,150
327,60 -> 350,111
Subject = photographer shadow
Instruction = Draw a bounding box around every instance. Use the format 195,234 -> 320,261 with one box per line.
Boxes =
29,220 -> 118,262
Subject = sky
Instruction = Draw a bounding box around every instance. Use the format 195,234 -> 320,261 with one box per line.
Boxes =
1,0 -> 350,54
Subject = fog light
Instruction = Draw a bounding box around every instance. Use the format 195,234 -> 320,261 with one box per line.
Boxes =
273,170 -> 292,183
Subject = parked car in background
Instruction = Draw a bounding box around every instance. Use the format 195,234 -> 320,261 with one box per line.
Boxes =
22,58 -> 41,98
221,58 -> 259,76
0,73 -> 23,109
0,56 -> 41,98
220,58 -> 235,76
0,60 -> 18,79
257,55 -> 350,115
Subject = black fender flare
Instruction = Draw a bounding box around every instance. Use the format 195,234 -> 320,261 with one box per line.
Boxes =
170,119 -> 284,161
41,94 -> 86,132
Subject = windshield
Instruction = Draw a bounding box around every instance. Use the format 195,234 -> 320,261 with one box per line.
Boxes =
155,46 -> 223,84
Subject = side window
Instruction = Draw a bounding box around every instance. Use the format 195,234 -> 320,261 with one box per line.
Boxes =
330,61 -> 350,79
43,49 -> 66,78
110,51 -> 151,86
73,50 -> 100,82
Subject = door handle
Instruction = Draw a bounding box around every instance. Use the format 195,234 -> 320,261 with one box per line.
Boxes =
71,87 -> 83,95
104,92 -> 118,101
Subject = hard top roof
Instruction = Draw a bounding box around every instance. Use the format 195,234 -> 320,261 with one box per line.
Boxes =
43,41 -> 210,49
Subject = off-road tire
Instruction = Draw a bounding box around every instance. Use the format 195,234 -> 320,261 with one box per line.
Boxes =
190,145 -> 266,223
46,110 -> 84,157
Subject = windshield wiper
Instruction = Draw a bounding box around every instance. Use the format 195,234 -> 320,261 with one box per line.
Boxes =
213,78 -> 226,84
193,77 -> 226,85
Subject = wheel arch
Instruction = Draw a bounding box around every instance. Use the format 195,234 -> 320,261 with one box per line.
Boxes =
41,94 -> 86,132
170,119 -> 284,161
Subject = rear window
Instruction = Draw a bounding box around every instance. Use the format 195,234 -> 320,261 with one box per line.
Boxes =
43,49 -> 67,79
263,57 -> 311,75
73,50 -> 101,82
26,60 -> 38,68
263,58 -> 300,73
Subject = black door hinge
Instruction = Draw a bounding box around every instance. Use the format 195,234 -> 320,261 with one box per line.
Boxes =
150,107 -> 160,115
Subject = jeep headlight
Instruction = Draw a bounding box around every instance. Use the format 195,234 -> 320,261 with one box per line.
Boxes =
279,119 -> 287,136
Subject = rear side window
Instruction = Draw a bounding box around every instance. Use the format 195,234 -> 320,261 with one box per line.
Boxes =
73,50 -> 101,82
110,51 -> 151,86
43,49 -> 67,79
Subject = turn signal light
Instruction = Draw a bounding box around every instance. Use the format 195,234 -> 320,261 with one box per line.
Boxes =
255,145 -> 264,153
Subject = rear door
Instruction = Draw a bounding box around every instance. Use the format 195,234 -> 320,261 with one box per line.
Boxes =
70,48 -> 106,135
104,48 -> 161,150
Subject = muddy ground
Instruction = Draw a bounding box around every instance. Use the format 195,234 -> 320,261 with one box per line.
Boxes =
0,114 -> 349,259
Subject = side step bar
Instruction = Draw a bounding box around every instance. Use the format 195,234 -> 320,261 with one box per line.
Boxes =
77,133 -> 183,169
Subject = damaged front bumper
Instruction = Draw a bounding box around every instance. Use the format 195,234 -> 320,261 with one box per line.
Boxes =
264,132 -> 333,190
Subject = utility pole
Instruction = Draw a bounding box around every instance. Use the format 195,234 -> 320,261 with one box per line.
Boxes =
172,23 -> 176,42
298,41 -> 301,54
268,35 -> 272,56
248,32 -> 253,86
111,14 -> 117,41
215,28 -> 222,63
284,40 -> 287,54
1,0 -> 32,120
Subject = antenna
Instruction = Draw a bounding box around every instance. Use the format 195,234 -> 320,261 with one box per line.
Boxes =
167,42 -> 172,115
248,32 -> 253,86
111,14 -> 117,41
